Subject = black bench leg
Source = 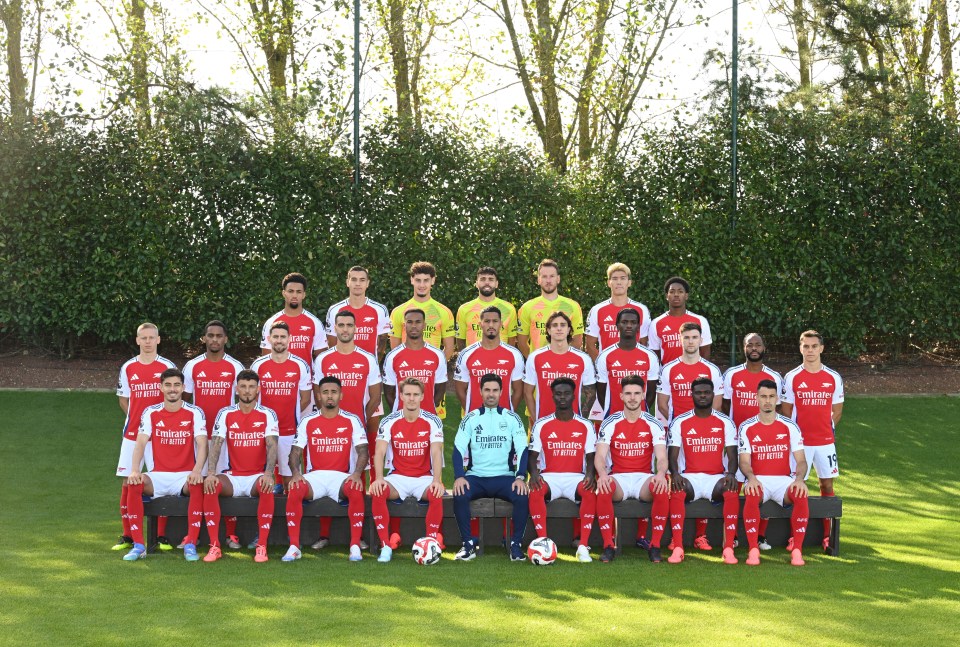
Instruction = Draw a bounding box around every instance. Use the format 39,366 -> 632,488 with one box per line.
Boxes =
829,518 -> 840,557
146,514 -> 157,554
614,517 -> 622,556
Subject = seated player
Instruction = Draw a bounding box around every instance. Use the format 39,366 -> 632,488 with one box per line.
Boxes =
528,378 -> 599,563
666,377 -> 739,564
122,368 -> 208,562
594,375 -> 669,563
201,370 -> 280,563
370,377 -> 445,563
452,374 -> 530,561
284,376 -> 369,562
738,379 -> 810,566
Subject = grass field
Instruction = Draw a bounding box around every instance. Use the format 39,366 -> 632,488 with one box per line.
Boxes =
1,392 -> 958,646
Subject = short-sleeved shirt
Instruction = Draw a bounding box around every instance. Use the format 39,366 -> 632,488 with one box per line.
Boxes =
516,295 -> 585,351
721,364 -> 784,429
530,414 -> 596,474
294,410 -> 367,473
586,299 -> 651,348
453,342 -> 525,411
667,410 -> 737,475
523,346 -> 596,420
212,404 -> 280,476
738,415 -> 804,477
389,297 -> 456,349
648,311 -> 712,365
325,298 -> 391,356
596,412 -> 666,474
312,348 -> 381,423
260,310 -> 327,369
117,356 -> 178,440
249,354 -> 312,437
456,296 -> 518,345
376,410 -> 445,477
595,344 -> 660,416
781,365 -> 844,446
656,358 -> 723,422
382,343 -> 447,414
138,403 -> 206,472
183,354 -> 246,436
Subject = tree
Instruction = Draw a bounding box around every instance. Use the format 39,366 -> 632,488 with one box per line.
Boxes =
0,0 -> 44,123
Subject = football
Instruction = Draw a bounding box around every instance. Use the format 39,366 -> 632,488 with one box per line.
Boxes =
412,536 -> 443,565
527,537 -> 558,565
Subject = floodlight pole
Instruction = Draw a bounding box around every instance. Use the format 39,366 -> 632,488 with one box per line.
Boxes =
353,0 -> 361,188
729,0 -> 739,368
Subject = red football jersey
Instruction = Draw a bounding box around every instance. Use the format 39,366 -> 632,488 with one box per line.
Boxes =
294,410 -> 367,473
250,355 -> 312,437
522,347 -> 596,420
313,348 -> 381,422
183,354 -> 245,436
212,404 -> 280,476
586,299 -> 651,349
376,411 -> 444,477
117,356 -> 177,440
721,364 -> 784,429
667,410 -> 737,474
738,416 -> 804,477
139,403 -> 206,472
260,310 -> 327,369
325,298 -> 391,356
530,415 -> 596,474
595,344 -> 660,415
648,311 -> 712,365
596,412 -> 666,474
382,344 -> 447,414
453,342 -> 525,411
656,358 -> 723,421
781,366 -> 844,446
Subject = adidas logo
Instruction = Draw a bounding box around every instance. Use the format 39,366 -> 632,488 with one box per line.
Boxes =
726,524 -> 736,530
604,315 -> 614,322
263,372 -> 272,379
197,371 -> 207,378
472,360 -> 482,367
131,374 -> 140,381
261,523 -> 270,529
663,325 -> 672,332
548,432 -> 558,439
230,422 -> 239,429
542,362 -> 552,369
672,524 -> 682,530
746,528 -> 757,533
676,373 -> 684,380
156,421 -> 165,428
600,524 -> 611,530
353,521 -> 363,527
653,525 -> 664,531
206,520 -> 216,527
753,435 -> 762,442
376,524 -> 384,530
616,432 -> 626,439
583,523 -> 592,529
288,521 -> 296,527
736,380 -> 745,387
130,524 -> 139,530
329,363 -> 339,370
612,360 -> 621,367
798,381 -> 808,388
395,432 -> 404,439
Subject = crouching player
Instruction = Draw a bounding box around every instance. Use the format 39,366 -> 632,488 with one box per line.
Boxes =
528,378 -> 599,563
594,375 -> 669,563
201,369 -> 280,563
738,379 -> 809,566
370,377 -> 445,563
284,376 -> 369,562
123,368 -> 208,561
666,377 -> 739,564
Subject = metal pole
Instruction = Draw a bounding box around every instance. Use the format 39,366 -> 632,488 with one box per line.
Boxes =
353,0 -> 361,188
729,0 -> 739,368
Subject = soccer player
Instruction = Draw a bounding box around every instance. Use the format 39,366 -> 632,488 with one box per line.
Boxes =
389,261 -> 455,361
523,312 -> 596,422
780,330 -> 844,553
325,265 -> 391,358
122,368 -> 208,562
528,378 -> 599,563
666,378 -> 739,564
517,259 -> 584,355
596,308 -> 660,417
455,266 -> 517,350
739,379 -> 810,566
585,262 -> 651,360
370,378 -> 445,563
260,272 -> 327,365
383,308 -> 447,415
452,374 -> 530,561
250,322 -> 312,486
594,375 -> 670,563
649,277 -> 712,365
454,306 -> 525,412
284,376 -> 370,562
201,370 -> 279,563
113,322 -> 177,552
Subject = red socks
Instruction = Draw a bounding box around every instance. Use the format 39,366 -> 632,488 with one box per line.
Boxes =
743,491 -> 762,549
821,491 -> 835,540
596,489 -> 615,549
528,485 -> 548,537
120,483 -> 131,536
425,489 -> 444,539
126,482 -> 145,545
285,482 -> 306,547
256,489 -> 275,547
319,516 -> 332,538
185,483 -> 204,545
576,483 -> 596,547
157,516 -> 168,537
372,490 -> 390,547
203,481 -> 223,548
649,484 -> 669,548
390,517 -> 402,535
669,489 -> 687,547
722,489 -> 739,550
343,482 -> 365,546
759,517 -> 769,536
791,492 -> 809,551
226,516 -> 238,537
695,518 -> 708,537
636,518 -> 648,541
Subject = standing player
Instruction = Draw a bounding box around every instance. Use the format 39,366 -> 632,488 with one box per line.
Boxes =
201,370 -> 279,563
666,378 -> 739,564
260,272 -> 327,366
739,379 -> 810,566
780,330 -> 844,554
383,309 -> 447,415
585,262 -> 651,360
389,261 -> 455,361
594,376 -> 670,563
121,368 -> 207,562
649,277 -> 712,365
523,312 -> 596,422
517,259 -> 584,355
113,323 -> 177,552
454,306 -> 525,412
284,377 -> 369,562
528,379 -> 599,563
455,266 -> 517,350
325,265 -> 391,358
370,378 -> 446,563
596,309 -> 660,417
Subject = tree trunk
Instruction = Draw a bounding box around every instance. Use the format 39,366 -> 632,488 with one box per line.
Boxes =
384,0 -> 414,131
934,0 -> 956,121
577,0 -> 610,161
0,0 -> 28,124
126,0 -> 152,130
793,0 -> 813,108
532,0 -> 565,173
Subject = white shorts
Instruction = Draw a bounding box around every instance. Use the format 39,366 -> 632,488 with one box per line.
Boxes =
385,473 -> 434,501
116,437 -> 154,477
149,471 -> 191,497
682,472 -> 724,501
224,473 -> 265,498
612,472 -> 653,500
804,444 -> 840,480
277,436 -> 295,477
755,475 -> 795,506
303,470 -> 350,501
541,472 -> 584,501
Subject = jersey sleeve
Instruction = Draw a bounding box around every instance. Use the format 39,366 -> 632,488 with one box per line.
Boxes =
455,303 -> 469,341
183,359 -> 196,394
667,419 -> 682,447
780,375 -> 795,404
440,306 -> 456,339
570,300 -> 585,336
453,347 -> 469,383
192,408 -> 207,437
523,351 -> 538,386
351,415 -> 367,446
698,314 -> 713,346
117,364 -> 131,398
382,351 -> 398,386
509,347 -> 525,382
638,304 -> 651,340
435,348 -> 448,383
298,361 -> 312,391
516,302 -> 532,337
324,303 -> 337,336
264,409 -> 280,437
710,365 -> 723,391
581,353 -> 597,386
389,306 -> 404,339
429,416 -> 445,443
651,417 -> 667,446
656,368 -> 672,397
597,417 -> 615,444
502,302 -> 518,338
376,417 -> 393,444
584,420 -> 597,454
722,368 -> 734,400
595,351 -> 608,384
376,303 -> 392,336
586,304 -> 601,338
454,414 -> 472,459
723,417 -> 737,446
293,416 -> 309,449
138,409 -> 153,437
738,427 -> 752,455
366,353 -> 382,387
647,349 -> 661,382
648,319 -> 662,351
833,375 -> 845,404
787,419 -> 805,451
529,422 -> 544,454
309,313 -> 328,352
212,409 -> 229,439
260,315 -> 275,350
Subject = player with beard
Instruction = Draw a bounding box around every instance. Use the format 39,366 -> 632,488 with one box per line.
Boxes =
455,306 -> 525,412
523,312 -> 596,422
456,266 -> 517,350
260,273 -> 327,366
517,259 -> 584,355
383,309 -> 447,415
